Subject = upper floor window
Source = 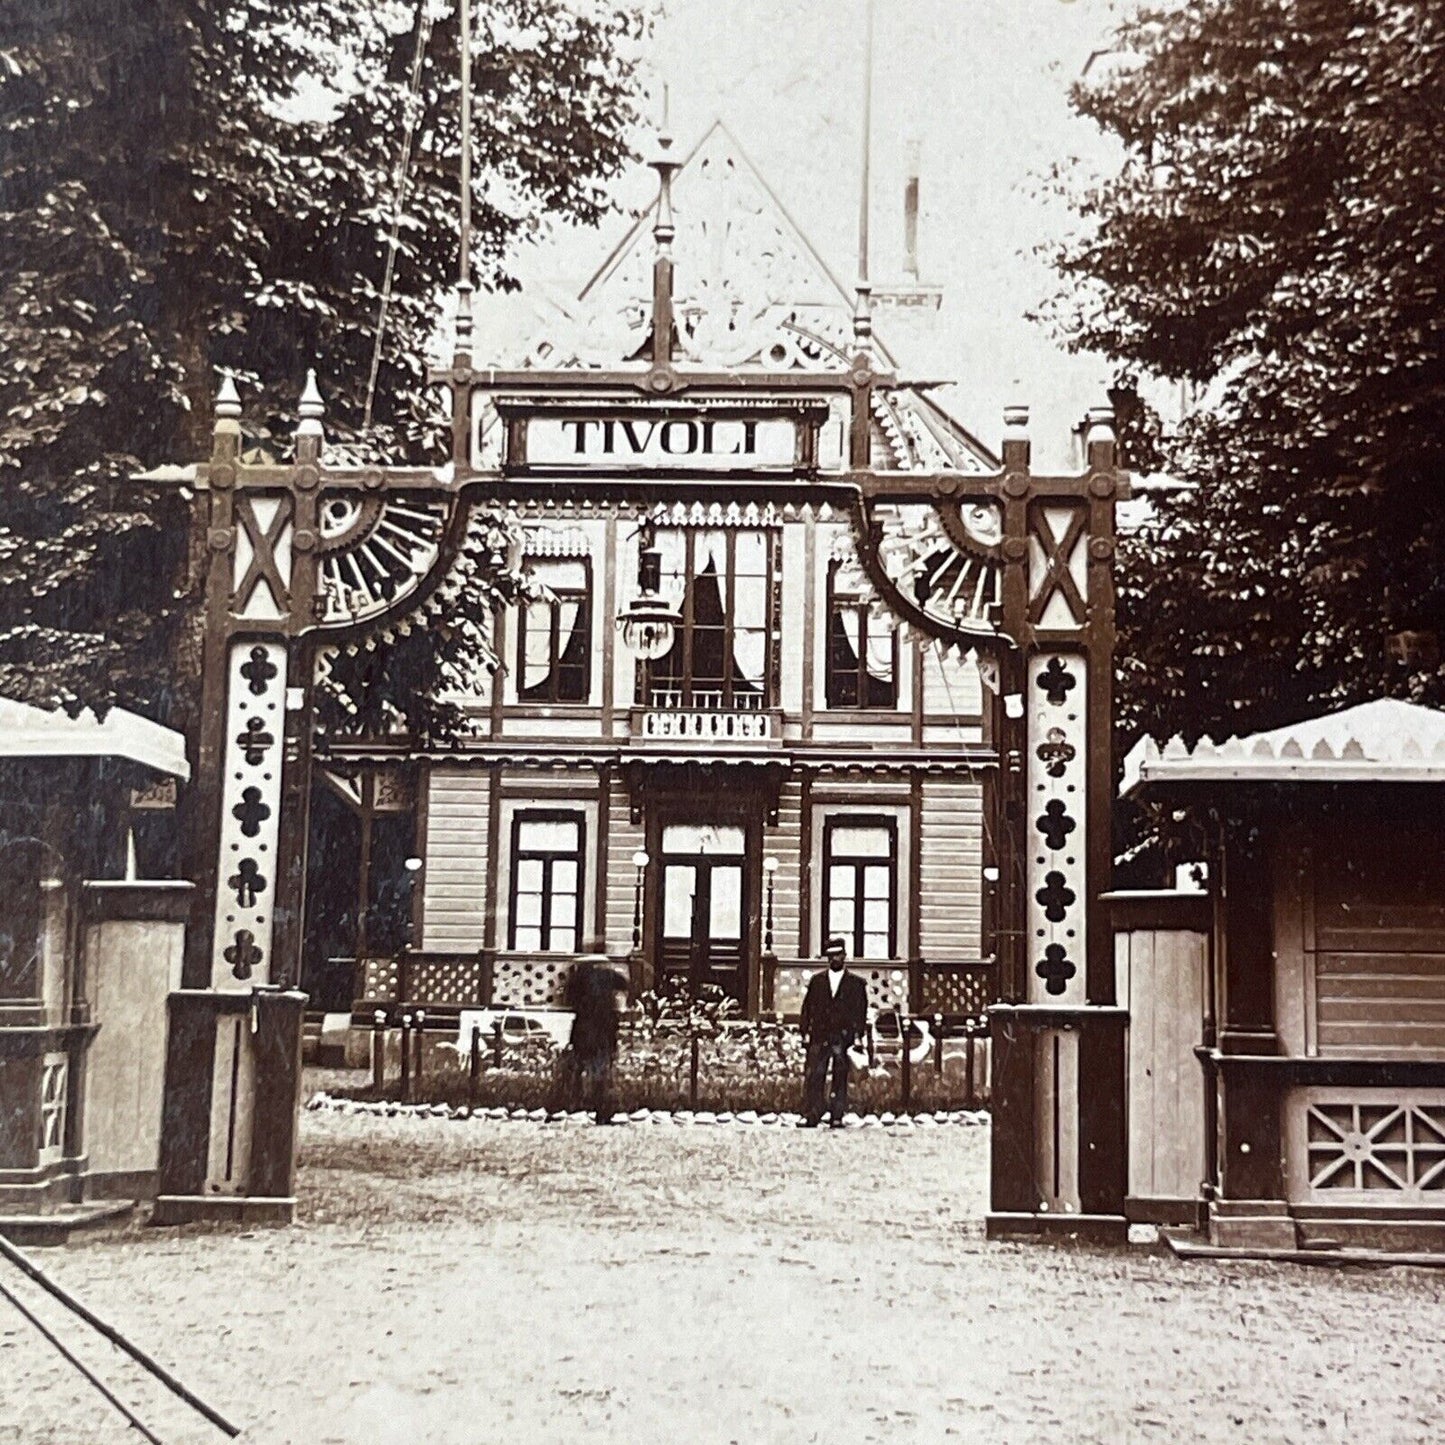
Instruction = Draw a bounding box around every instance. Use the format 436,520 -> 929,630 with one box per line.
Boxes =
509,812 -> 584,953
518,559 -> 590,704
823,817 -> 897,961
826,565 -> 897,709
645,529 -> 775,710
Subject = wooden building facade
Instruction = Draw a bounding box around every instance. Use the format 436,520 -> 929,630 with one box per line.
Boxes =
316,126 -> 1002,1026
372,504 -> 997,1022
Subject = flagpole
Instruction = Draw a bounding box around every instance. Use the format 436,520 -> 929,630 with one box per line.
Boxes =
459,0 -> 472,289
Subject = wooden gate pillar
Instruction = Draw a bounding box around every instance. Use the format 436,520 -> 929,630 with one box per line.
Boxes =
986,405 -> 1130,1242
152,378 -> 318,1224
150,375 -> 469,1224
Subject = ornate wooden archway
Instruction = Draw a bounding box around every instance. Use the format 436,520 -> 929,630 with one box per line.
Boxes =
149,146 -> 1128,1239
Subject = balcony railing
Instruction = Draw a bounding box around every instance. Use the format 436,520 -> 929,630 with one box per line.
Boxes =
633,688 -> 777,744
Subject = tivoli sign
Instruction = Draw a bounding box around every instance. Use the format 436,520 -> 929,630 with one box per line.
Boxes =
521,411 -> 801,471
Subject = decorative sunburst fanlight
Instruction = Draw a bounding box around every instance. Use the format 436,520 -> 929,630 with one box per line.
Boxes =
872,502 -> 1003,636
315,495 -> 448,627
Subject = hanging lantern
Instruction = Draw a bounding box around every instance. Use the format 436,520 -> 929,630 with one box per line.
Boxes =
616,542 -> 681,660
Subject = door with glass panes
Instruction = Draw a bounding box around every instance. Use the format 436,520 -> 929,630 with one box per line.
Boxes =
656,823 -> 748,1006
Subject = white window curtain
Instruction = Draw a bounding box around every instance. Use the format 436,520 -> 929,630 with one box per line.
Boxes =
521,560 -> 588,697
865,624 -> 894,684
732,627 -> 766,687
522,600 -> 554,692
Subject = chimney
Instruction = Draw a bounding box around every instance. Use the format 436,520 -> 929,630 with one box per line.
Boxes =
872,135 -> 942,333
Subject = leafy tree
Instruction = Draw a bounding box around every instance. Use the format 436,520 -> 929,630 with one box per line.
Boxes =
0,0 -> 645,728
1046,0 -> 1445,752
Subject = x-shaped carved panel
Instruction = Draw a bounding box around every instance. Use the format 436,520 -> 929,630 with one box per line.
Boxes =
1027,504 -> 1087,630
232,494 -> 294,618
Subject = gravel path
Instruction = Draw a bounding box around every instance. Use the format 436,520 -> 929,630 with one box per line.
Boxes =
3,1099 -> 1445,1444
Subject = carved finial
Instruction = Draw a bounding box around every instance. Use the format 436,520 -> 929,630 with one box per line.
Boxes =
852,279 -> 873,349
650,126 -> 679,258
646,93 -> 681,374
215,374 -> 242,422
1002,393 -> 1031,471
212,374 -> 242,459
1085,403 -> 1117,472
453,278 -> 475,368
297,369 -> 324,439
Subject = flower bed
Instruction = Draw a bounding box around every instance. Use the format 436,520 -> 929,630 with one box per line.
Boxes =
340,989 -> 989,1117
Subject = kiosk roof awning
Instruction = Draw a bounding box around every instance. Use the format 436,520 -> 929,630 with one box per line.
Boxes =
0,696 -> 190,780
1122,699 -> 1445,795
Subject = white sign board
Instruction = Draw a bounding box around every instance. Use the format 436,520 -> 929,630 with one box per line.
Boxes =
526,413 -> 798,470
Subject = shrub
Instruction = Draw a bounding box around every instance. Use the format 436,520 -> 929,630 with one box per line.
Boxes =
338,990 -> 988,1116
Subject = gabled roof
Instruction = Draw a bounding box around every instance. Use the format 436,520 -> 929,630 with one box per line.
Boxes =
1122,699 -> 1445,794
580,121 -> 859,330
517,121 -> 997,474
0,697 -> 190,780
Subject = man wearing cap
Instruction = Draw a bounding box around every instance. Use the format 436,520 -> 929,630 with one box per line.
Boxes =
799,937 -> 869,1127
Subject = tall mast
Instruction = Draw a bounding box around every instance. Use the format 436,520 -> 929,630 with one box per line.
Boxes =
648,85 -> 680,374
857,0 -> 874,289
454,0 -> 474,366
459,0 -> 472,288
853,0 -> 875,351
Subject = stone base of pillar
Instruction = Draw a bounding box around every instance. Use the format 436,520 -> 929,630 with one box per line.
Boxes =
986,1211 -> 1128,1244
0,1199 -> 136,1247
1208,1197 -> 1297,1250
151,1194 -> 295,1227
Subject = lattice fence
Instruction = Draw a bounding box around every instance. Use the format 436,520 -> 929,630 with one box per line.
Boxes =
771,966 -> 809,1015
919,965 -> 997,1024
360,956 -> 399,1002
408,956 -> 487,1007
859,966 -> 911,1013
360,954 -> 487,1007
493,955 -> 569,1007
770,964 -> 911,1016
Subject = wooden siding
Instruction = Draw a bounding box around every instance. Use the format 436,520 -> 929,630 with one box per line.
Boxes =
768,780 -> 805,959
420,769 -> 490,950
1312,845 -> 1445,1057
603,787 -> 646,957
920,640 -> 982,719
1316,952 -> 1445,1055
1117,928 -> 1208,1206
918,778 -> 983,959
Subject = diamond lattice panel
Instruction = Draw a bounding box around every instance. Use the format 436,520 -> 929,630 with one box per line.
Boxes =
411,959 -> 487,1007
1292,1089 -> 1445,1202
362,956 -> 400,1001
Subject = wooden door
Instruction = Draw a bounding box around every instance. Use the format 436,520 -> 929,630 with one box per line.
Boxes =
656,825 -> 748,1007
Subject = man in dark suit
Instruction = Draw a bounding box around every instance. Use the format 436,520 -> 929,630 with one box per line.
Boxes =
799,937 -> 869,1127
563,955 -> 630,1123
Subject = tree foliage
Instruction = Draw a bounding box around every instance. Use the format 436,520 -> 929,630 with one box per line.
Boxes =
1047,0 -> 1445,751
0,0 -> 645,726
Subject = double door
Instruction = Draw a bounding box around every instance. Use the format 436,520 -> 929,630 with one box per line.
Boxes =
656,823 -> 749,1008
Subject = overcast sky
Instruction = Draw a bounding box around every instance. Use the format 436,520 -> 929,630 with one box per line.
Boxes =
481,0 -> 1130,469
